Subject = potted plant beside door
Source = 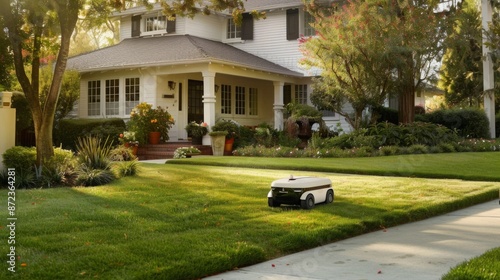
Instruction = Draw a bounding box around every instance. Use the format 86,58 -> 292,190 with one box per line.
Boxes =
211,119 -> 240,154
128,102 -> 175,145
185,121 -> 208,145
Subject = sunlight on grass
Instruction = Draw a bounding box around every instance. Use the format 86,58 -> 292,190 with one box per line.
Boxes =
1,163 -> 498,279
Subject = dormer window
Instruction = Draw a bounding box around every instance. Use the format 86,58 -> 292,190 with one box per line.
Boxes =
131,11 -> 176,37
146,13 -> 167,32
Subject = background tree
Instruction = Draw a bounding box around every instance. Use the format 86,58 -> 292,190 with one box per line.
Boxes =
301,1 -> 396,130
439,0 -> 483,108
302,0 -> 447,128
387,0 -> 448,124
0,0 -> 250,166
0,17 -> 13,91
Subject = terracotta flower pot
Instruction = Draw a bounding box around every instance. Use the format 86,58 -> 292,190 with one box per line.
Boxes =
148,131 -> 161,144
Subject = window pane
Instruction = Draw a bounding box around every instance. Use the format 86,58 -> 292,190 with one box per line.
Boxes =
235,86 -> 245,115
106,79 -> 120,116
304,11 -> 316,37
88,80 -> 101,116
295,84 -> 308,105
227,19 -> 241,39
125,78 -> 140,115
146,14 -> 166,32
221,84 -> 232,114
249,88 -> 258,116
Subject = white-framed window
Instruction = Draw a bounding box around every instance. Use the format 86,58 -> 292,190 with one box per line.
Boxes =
221,84 -> 232,114
227,18 -> 241,39
125,78 -> 140,115
88,80 -> 101,116
105,79 -> 120,116
295,84 -> 308,105
145,12 -> 167,32
249,88 -> 258,116
235,86 -> 245,115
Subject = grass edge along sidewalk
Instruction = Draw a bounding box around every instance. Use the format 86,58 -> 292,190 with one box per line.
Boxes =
167,152 -> 500,182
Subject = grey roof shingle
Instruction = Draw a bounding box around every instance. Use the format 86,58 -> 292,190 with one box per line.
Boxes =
67,35 -> 303,77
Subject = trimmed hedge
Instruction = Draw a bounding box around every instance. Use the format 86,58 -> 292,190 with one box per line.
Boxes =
417,108 -> 490,139
57,118 -> 126,150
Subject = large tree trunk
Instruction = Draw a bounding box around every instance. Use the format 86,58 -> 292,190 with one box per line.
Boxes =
3,1 -> 80,166
398,53 -> 416,124
398,88 -> 415,124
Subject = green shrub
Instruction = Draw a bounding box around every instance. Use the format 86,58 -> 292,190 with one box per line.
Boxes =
373,106 -> 399,124
76,165 -> 115,187
114,160 -> 139,177
379,146 -> 399,156
2,146 -> 37,171
428,146 -> 443,154
407,144 -> 428,154
438,143 -> 456,153
1,146 -> 76,188
40,148 -> 77,187
109,146 -> 137,162
57,118 -> 126,150
421,108 -> 490,139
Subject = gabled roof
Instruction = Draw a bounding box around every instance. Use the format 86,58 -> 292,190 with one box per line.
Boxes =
67,35 -> 303,77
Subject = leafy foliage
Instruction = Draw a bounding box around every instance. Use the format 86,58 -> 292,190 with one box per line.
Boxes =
419,108 -> 490,138
75,136 -> 116,186
439,0 -> 484,108
128,102 -> 174,144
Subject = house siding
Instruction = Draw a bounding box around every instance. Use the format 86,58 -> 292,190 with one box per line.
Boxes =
228,10 -> 306,76
184,14 -> 224,41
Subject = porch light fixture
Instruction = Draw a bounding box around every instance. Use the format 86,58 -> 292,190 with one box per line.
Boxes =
168,81 -> 176,90
214,85 -> 219,93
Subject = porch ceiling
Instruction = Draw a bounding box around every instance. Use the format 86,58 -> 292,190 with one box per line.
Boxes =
67,35 -> 303,77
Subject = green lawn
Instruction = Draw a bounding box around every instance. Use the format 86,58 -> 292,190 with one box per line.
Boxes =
442,247 -> 500,280
169,152 -> 500,181
0,153 -> 499,279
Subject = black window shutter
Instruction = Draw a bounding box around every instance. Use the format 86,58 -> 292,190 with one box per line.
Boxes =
241,13 -> 253,40
167,16 -> 176,33
286,9 -> 299,40
131,15 -> 141,37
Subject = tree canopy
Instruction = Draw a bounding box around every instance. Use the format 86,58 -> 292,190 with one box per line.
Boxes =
0,0 -> 251,166
439,0 -> 483,108
301,0 -> 447,129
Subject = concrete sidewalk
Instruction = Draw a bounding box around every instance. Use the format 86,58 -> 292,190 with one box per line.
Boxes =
204,200 -> 500,280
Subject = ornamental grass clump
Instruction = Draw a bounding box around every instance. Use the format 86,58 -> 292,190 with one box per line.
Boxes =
75,136 -> 115,186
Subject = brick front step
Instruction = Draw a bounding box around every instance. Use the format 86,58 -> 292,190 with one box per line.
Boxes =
136,141 -> 213,160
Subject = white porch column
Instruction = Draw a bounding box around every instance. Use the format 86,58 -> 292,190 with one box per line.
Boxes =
273,81 -> 285,131
202,71 -> 216,144
482,0 -> 496,138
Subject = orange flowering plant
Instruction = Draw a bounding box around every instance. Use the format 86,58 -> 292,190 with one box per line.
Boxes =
128,102 -> 175,144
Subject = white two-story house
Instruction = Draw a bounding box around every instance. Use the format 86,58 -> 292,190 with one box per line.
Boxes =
67,0 -> 347,143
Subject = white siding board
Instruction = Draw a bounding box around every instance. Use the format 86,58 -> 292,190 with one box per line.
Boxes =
184,14 -> 224,41
229,10 -> 306,75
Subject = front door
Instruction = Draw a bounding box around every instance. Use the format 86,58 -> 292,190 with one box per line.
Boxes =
188,80 -> 204,124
